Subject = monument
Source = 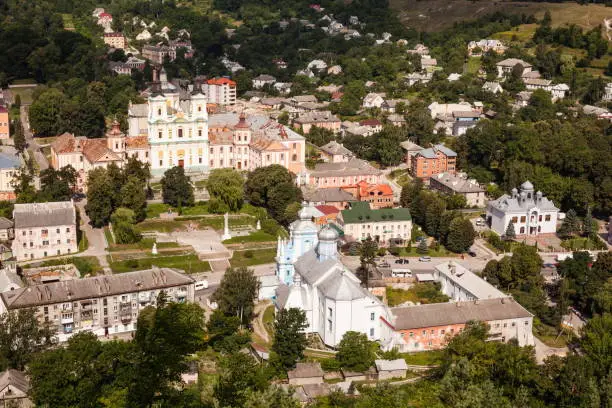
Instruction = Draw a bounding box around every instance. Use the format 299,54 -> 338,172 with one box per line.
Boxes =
222,212 -> 232,240
152,242 -> 158,255
256,220 -> 261,230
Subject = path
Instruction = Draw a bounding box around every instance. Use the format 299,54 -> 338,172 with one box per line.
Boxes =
253,300 -> 272,345
75,200 -> 111,274
20,105 -> 49,171
533,336 -> 568,364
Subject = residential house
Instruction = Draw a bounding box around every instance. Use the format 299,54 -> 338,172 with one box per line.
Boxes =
337,201 -> 412,245
220,57 -> 244,73
293,111 -> 341,134
524,79 -> 569,99
375,359 -> 408,380
273,82 -> 292,95
428,102 -> 474,119
604,83 -> 612,101
482,81 -> 503,94
429,172 -> 486,207
313,205 -> 341,225
0,217 -> 13,241
496,58 -> 532,78
97,12 -> 113,31
300,157 -> 383,188
0,369 -> 32,408
362,93 -> 386,109
450,111 -> 481,136
205,77 -> 237,105
11,201 -> 77,261
342,181 -> 394,209
273,59 -> 288,69
382,99 -> 409,113
109,61 -> 131,75
344,124 -> 376,137
275,222 -> 394,347
319,141 -> 353,163
103,32 -> 126,49
0,153 -> 21,201
327,65 -> 342,75
447,73 -> 462,82
302,187 -> 355,210
287,363 -> 325,386
515,91 -> 533,108
0,106 -> 9,139
390,297 -> 534,352
468,39 -> 506,56
410,144 -> 457,181
387,113 -> 406,127
400,140 -> 424,167
405,72 -> 432,86
307,60 -> 328,72
359,119 -> 383,133
252,74 -> 276,89
136,29 -> 152,41
406,44 -> 430,55
486,181 -> 560,237
421,56 -> 438,71
0,268 -> 195,341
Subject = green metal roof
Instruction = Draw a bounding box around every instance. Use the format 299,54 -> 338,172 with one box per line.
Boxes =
340,202 -> 411,224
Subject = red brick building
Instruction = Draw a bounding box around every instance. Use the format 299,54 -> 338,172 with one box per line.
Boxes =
410,144 -> 457,181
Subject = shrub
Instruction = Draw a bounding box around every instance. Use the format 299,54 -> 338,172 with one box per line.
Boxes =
207,198 -> 230,214
244,250 -> 254,259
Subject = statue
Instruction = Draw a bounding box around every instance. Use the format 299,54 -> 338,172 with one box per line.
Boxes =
222,212 -> 232,240
256,220 -> 261,230
152,242 -> 158,255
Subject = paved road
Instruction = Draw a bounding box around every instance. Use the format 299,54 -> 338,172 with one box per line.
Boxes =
20,105 -> 49,171
533,336 -> 568,364
75,200 -> 110,272
341,254 -> 492,274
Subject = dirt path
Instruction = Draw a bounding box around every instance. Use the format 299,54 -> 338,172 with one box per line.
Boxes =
253,300 -> 272,345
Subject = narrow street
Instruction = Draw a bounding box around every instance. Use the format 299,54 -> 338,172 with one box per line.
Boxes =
20,105 -> 49,171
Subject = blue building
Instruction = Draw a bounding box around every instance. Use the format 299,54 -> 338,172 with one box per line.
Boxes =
276,206 -> 319,285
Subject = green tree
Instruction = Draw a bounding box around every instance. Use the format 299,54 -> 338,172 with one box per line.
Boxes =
580,313 -> 612,379
111,208 -> 141,244
510,244 -> 543,287
214,352 -> 268,408
85,168 -> 114,227
120,176 -> 147,223
0,309 -> 54,371
417,239 -> 429,254
582,206 -> 596,239
29,88 -> 68,136
399,178 -> 423,208
357,237 -> 378,287
243,387 -> 301,408
267,181 -> 303,225
212,266 -> 260,325
504,221 -> 516,240
335,331 -> 376,372
39,166 -> 76,201
161,166 -> 194,207
12,120 -> 26,153
446,217 -> 476,253
123,156 -> 151,185
271,308 -> 308,371
206,310 -> 250,353
206,168 -> 244,212
245,165 -> 295,207
558,209 -> 580,238
12,162 -> 38,203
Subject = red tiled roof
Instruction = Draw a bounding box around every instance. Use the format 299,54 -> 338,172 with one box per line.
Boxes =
0,106 -> 8,113
99,12 -> 112,18
360,119 -> 382,127
315,205 -> 339,215
207,78 -> 236,86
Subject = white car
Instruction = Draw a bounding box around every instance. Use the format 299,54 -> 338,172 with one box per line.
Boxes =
418,256 -> 431,262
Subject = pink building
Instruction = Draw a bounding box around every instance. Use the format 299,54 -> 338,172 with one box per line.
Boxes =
300,157 -> 383,188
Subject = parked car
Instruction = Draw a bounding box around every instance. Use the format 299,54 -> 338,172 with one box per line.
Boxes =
418,256 -> 431,262
378,262 -> 390,268
468,251 -> 477,257
475,219 -> 485,226
394,258 -> 409,264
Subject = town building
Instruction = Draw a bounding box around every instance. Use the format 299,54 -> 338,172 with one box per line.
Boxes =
524,79 -> 570,99
604,83 -> 612,101
362,93 -> 386,109
429,172 -> 486,207
142,40 -> 194,64
337,201 -> 412,245
486,181 -> 560,237
103,32 -> 126,49
252,74 -> 276,89
389,297 -> 534,352
515,91 -> 533,108
421,56 -> 438,71
0,268 -> 195,341
11,201 -> 77,261
318,141 -> 353,163
302,187 -> 355,210
97,12 -> 113,32
400,140 -> 424,167
342,181 -> 394,209
405,72 -> 432,86
0,369 -> 32,408
275,222 -> 394,347
482,81 -> 503,94
468,39 -> 506,56
387,114 -> 406,127
288,362 -> 325,386
359,119 -> 383,134
293,111 -> 341,134
409,144 -> 457,181
299,158 -> 383,188
406,44 -> 430,55
375,359 -> 408,380
0,217 -> 14,241
496,58 -> 532,78
204,77 -> 237,105
0,153 -> 21,201
0,106 -> 8,139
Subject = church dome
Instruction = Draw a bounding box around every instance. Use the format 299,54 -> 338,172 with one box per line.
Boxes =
520,180 -> 534,191
318,226 -> 338,241
298,207 -> 312,220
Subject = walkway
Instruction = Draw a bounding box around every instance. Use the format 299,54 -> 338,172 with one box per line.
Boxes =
75,200 -> 111,273
253,300 -> 272,345
20,105 -> 49,171
534,336 -> 568,364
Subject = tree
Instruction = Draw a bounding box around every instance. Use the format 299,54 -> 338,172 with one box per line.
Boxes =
357,237 -> 378,287
111,208 -> 141,244
510,244 -> 543,287
28,88 -> 67,136
120,176 -> 147,223
85,168 -> 114,227
39,166 -> 76,201
582,206 -> 596,239
12,120 -> 26,153
271,308 -> 308,371
0,309 -> 54,370
245,165 -> 294,207
206,168 -> 244,212
214,352 -> 268,408
335,331 -> 376,372
12,162 -> 37,203
212,266 -> 260,325
206,310 -> 250,353
580,313 -> 612,379
503,221 -> 516,241
445,217 -> 476,253
243,387 -> 301,408
161,166 -> 194,207
558,209 -> 580,239
417,239 -> 429,254
267,181 -> 302,225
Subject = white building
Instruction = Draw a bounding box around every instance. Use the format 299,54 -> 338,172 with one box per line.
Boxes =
337,202 -> 412,245
486,181 -> 560,237
0,153 -> 21,201
205,77 -> 237,105
12,201 -> 77,261
252,74 -> 277,89
275,220 -> 394,348
429,172 -> 486,207
434,261 -> 507,302
496,58 -> 532,78
362,93 -> 386,109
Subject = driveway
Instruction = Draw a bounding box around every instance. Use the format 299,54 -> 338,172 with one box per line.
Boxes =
533,336 -> 567,364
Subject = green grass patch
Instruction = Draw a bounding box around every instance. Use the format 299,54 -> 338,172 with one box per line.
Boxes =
23,256 -> 103,276
466,56 -> 482,75
78,234 -> 88,252
109,253 -> 210,274
491,24 -> 537,43
61,13 -> 75,30
146,203 -> 171,219
222,230 -> 276,244
108,238 -> 180,252
8,86 -> 37,105
103,226 -> 114,246
181,204 -> 211,216
195,215 -> 255,230
561,237 -> 607,251
230,248 -> 276,268
136,220 -> 187,233
400,350 -> 443,366
386,283 -> 449,307
263,304 -> 275,338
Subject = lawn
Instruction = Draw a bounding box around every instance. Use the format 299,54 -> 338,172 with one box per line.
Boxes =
401,350 -> 443,366
230,248 -> 276,268
263,304 -> 275,338
108,238 -> 180,252
466,56 -> 481,75
103,226 -> 114,245
222,231 -> 276,244
492,24 -> 537,43
8,85 -> 37,105
61,13 -> 75,30
136,220 -> 187,233
109,254 -> 210,274
561,237 -> 607,251
386,283 -> 450,307
23,256 -> 104,276
146,203 -> 171,219
195,215 -> 255,230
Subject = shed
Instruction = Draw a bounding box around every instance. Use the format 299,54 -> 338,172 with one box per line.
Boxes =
287,362 -> 325,385
375,359 -> 408,380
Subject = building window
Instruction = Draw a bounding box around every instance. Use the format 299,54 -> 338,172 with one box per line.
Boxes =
66,228 -> 70,233
525,321 -> 529,325
328,319 -> 332,331
545,214 -> 551,221
178,128 -> 183,138
56,228 -> 60,233
370,328 -> 375,337
328,307 -> 332,318
159,160 -> 163,166
511,322 -> 516,327
370,312 -> 375,321
198,129 -> 202,137
520,216 -> 526,223
520,227 -> 525,234
158,131 -> 162,139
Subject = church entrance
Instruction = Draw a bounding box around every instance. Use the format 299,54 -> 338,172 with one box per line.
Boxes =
178,159 -> 184,167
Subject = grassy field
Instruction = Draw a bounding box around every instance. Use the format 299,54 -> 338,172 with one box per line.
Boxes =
466,56 -> 482,75
136,219 -> 188,233
390,0 -> 612,32
492,24 -> 538,43
23,256 -> 103,276
401,350 -> 443,366
222,231 -> 276,244
109,253 -> 210,274
230,248 -> 276,268
108,239 -> 180,252
386,283 -> 450,307
8,85 -> 37,105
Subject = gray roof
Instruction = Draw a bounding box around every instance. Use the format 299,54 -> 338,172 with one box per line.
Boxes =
375,359 -> 408,372
392,297 -> 532,330
319,141 -> 352,157
287,362 -> 324,379
0,153 -> 21,169
436,261 -> 506,300
430,173 -> 485,193
0,270 -> 23,293
497,58 -> 532,68
254,74 -> 276,81
1,268 -> 194,309
400,140 -> 424,152
302,187 -> 355,203
128,103 -> 148,118
0,217 -> 13,229
13,201 -> 75,229
209,113 -> 305,142
302,383 -> 332,399
0,369 -> 29,394
294,111 -> 339,125
310,158 -> 381,178
488,182 -> 559,213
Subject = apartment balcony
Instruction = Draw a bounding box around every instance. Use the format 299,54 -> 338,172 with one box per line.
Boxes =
61,316 -> 74,324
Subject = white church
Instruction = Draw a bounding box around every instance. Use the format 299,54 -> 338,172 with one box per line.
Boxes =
274,208 -> 394,348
